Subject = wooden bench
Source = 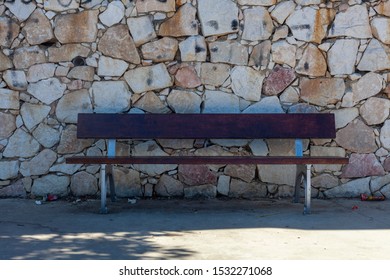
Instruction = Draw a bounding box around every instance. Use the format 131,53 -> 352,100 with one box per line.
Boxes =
66,113 -> 349,214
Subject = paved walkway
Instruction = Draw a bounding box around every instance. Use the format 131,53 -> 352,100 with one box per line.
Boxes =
1,198 -> 390,260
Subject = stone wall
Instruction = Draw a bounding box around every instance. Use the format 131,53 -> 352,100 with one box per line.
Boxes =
1,0 -> 390,200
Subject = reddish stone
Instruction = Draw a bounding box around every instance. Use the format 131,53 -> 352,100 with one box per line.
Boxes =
341,153 -> 385,178
175,65 -> 201,88
383,157 -> 390,172
178,165 -> 217,186
263,65 -> 296,96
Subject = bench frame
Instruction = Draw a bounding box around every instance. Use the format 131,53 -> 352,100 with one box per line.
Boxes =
66,113 -> 349,214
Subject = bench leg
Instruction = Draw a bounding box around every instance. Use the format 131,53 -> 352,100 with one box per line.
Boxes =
303,164 -> 312,215
106,164 -> 116,202
294,165 -> 305,203
100,164 -> 108,214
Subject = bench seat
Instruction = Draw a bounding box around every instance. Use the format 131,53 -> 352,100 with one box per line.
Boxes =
67,156 -> 349,165
66,113 -> 349,214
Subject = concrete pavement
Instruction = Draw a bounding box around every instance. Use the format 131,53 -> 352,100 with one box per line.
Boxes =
0,197 -> 390,260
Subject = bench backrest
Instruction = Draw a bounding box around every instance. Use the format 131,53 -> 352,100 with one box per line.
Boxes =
76,113 -> 336,139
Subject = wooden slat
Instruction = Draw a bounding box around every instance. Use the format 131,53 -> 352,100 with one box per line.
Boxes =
66,156 -> 349,165
76,113 -> 336,139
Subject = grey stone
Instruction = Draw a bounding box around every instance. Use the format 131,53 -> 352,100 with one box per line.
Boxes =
271,1 -> 296,24
242,6 -> 273,41
198,0 -> 239,37
311,174 -> 339,190
0,179 -> 26,198
203,90 -> 240,113
249,139 -> 268,156
0,160 -> 19,180
229,178 -> 267,199
124,63 -> 172,94
201,63 -> 230,87
71,171 -> 98,197
328,4 -> 372,39
352,72 -> 384,104
357,39 -> 390,72
99,1 -> 124,27
380,120 -> 390,150
167,89 -> 202,113
179,36 -> 207,62
56,89 -> 93,123
328,39 -> 359,75
336,119 -> 377,153
332,108 -> 359,129
258,165 -> 297,186
32,175 -> 70,197
20,149 -> 57,177
3,70 -> 26,91
157,139 -> 194,150
0,112 -> 16,139
133,141 -> 177,176
50,163 -> 82,175
209,41 -> 248,65
231,66 -> 265,102
127,16 -> 156,46
0,89 -> 19,110
3,129 -> 40,158
155,174 -> 184,197
184,185 -> 217,199
310,146 -> 346,172
32,123 -> 60,149
286,7 -> 333,44
27,78 -> 66,105
217,175 -> 230,196
4,0 -> 36,22
324,177 -> 371,198
20,103 -> 51,131
97,56 -> 129,77
44,0 -> 79,11
242,96 -> 284,113
271,40 -> 297,68
27,63 -> 56,83
91,81 -> 131,113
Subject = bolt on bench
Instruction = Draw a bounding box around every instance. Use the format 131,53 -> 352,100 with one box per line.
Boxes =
66,113 -> 349,214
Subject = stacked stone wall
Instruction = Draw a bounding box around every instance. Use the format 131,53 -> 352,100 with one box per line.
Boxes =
1,0 -> 390,199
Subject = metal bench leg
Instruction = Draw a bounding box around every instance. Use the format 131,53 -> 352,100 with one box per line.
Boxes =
294,165 -> 305,203
100,164 -> 108,214
303,164 -> 312,215
106,164 -> 116,202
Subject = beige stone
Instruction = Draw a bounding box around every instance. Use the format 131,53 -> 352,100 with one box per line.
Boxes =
54,10 -> 99,44
300,78 -> 345,106
158,3 -> 198,37
142,37 -> 178,62
0,51 -> 13,71
22,9 -> 54,45
136,0 -> 176,13
336,119 -> 377,153
13,46 -> 46,69
133,91 -> 171,114
201,63 -> 230,87
167,89 -> 202,113
48,44 -> 90,63
296,44 -> 327,77
360,97 -> 390,125
0,112 -> 16,139
249,40 -> 271,68
98,25 -> 140,64
58,125 -> 93,154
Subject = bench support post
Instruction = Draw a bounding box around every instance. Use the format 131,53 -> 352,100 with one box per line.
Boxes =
100,164 -> 108,214
304,164 -> 312,215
